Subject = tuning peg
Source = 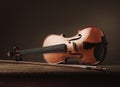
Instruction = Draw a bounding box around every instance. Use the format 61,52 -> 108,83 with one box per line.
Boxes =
7,46 -> 22,61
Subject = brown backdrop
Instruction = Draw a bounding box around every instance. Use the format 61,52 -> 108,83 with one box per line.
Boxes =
0,0 -> 120,65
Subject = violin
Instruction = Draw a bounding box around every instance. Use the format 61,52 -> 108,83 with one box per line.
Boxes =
7,26 -> 107,65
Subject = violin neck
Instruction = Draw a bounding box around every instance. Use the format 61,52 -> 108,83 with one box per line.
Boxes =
20,44 -> 67,55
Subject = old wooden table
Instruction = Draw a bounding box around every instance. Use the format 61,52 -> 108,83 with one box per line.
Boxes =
0,60 -> 119,87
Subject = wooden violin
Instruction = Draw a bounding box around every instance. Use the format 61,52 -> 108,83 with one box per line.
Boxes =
7,26 -> 107,65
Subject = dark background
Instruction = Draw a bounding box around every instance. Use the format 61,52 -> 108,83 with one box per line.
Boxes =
0,0 -> 120,65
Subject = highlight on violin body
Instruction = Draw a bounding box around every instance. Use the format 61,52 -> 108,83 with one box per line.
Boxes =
7,26 -> 108,65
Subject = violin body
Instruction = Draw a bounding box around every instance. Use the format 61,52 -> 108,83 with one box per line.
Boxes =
43,26 -> 107,65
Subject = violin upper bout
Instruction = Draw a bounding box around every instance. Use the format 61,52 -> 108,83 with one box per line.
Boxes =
43,34 -> 68,64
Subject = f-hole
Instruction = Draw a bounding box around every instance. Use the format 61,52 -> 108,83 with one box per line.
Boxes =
68,34 -> 82,42
68,34 -> 83,59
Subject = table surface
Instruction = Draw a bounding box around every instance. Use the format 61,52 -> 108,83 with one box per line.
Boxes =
0,60 -> 119,87
0,60 -> 119,75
